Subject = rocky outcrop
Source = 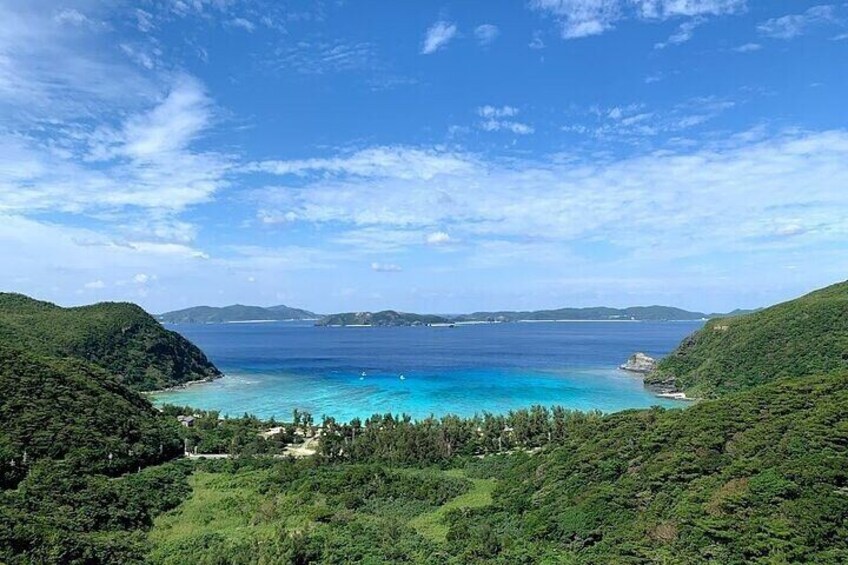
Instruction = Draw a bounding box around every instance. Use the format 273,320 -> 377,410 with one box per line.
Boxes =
619,352 -> 657,374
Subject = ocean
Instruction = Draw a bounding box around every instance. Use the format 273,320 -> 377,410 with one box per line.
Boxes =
151,320 -> 703,422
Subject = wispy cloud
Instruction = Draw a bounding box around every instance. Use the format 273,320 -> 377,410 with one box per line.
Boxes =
271,40 -> 377,74
371,262 -> 403,272
733,42 -> 762,52
475,24 -> 500,46
426,231 -> 452,245
248,131 -> 848,269
530,0 -> 745,39
654,17 -> 704,48
562,97 -> 735,143
529,30 -> 546,49
0,75 -> 231,215
247,147 -> 476,180
477,105 -> 534,135
421,21 -> 458,54
227,17 -> 256,32
758,5 -> 841,39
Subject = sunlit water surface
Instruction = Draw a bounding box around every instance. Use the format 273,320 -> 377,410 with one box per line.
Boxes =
151,321 -> 702,421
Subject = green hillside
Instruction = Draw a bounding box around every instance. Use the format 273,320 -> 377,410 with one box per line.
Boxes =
144,372 -> 848,564
0,293 -> 220,391
646,280 -> 848,397
2,285 -> 848,563
0,345 -> 183,487
158,304 -> 318,324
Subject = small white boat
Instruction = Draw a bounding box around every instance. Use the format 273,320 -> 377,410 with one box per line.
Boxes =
399,374 -> 406,381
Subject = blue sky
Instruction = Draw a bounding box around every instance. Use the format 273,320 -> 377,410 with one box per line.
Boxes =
1,0 -> 847,314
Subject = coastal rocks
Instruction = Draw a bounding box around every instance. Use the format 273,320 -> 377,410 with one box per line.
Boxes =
619,352 -> 657,374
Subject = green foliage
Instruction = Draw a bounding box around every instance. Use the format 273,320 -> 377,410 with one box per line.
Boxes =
647,279 -> 848,396
0,345 -> 183,486
439,372 -> 848,564
146,373 -> 848,564
0,461 -> 192,564
3,286 -> 848,563
148,462 -> 471,564
160,405 -> 295,456
0,293 -> 220,391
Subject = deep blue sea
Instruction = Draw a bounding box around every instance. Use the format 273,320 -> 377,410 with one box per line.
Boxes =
151,321 -> 703,422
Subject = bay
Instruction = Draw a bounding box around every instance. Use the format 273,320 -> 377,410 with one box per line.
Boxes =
152,321 -> 703,421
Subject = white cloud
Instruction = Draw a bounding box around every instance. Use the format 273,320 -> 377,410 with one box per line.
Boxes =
479,105 -> 519,118
0,3 -> 157,120
529,30 -> 546,49
477,106 -> 534,135
84,279 -> 105,289
247,147 -> 475,180
530,0 -> 745,39
128,242 -> 209,259
568,97 -> 733,142
135,9 -> 154,32
54,9 -> 90,27
271,40 -> 377,74
426,231 -> 452,245
371,262 -> 403,272
733,42 -> 762,52
250,131 -> 848,266
421,21 -> 458,54
228,17 -> 255,32
758,5 -> 840,39
0,75 -> 230,215
654,17 -> 704,48
475,24 -> 500,46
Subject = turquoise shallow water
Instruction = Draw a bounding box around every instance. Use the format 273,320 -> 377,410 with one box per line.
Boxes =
152,321 -> 702,421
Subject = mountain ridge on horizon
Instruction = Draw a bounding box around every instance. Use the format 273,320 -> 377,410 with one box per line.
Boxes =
158,302 -> 759,325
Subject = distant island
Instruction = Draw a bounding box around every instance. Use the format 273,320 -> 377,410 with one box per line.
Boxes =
158,304 -> 319,324
160,302 -> 758,326
455,305 -> 758,323
314,305 -> 758,327
315,310 -> 450,327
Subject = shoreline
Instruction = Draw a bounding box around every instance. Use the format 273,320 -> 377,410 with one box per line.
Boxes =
142,375 -> 221,395
146,366 -> 695,414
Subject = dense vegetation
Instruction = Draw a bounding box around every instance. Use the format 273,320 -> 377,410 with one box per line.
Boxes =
0,293 -> 220,391
158,304 -> 318,324
647,280 -> 848,397
160,405 -> 296,456
148,462 -> 475,564
0,460 -> 193,564
2,284 -> 847,563
316,310 -> 450,327
0,344 -> 183,488
145,372 -> 848,563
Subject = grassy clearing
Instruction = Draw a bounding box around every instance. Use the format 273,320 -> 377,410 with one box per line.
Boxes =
147,470 -> 309,563
409,469 -> 496,543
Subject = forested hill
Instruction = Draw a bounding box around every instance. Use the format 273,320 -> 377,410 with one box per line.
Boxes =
316,310 -> 450,326
646,280 -> 848,397
158,303 -> 318,324
0,344 -> 182,488
0,293 -> 220,391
